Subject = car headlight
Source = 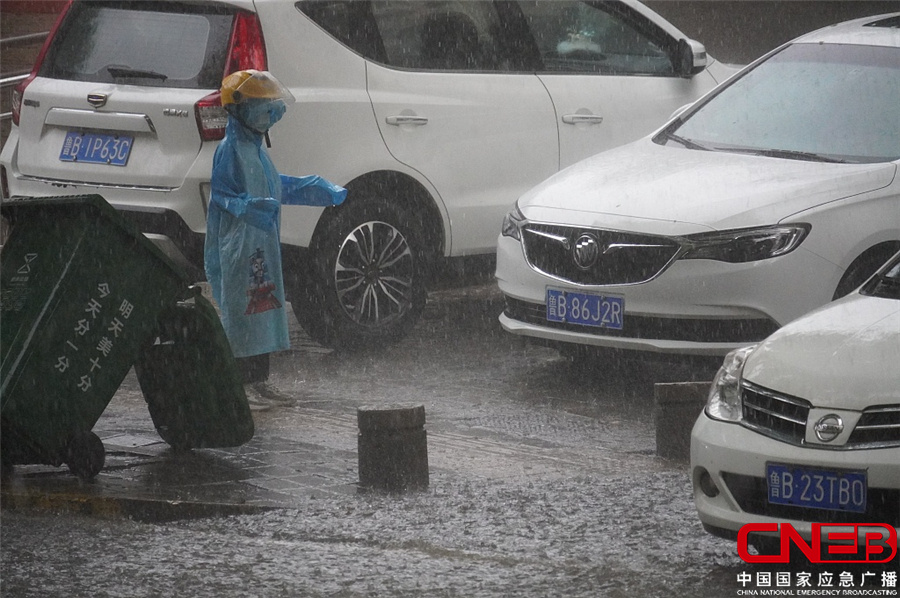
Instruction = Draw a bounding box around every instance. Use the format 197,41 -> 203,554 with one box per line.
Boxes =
501,204 -> 526,241
706,345 -> 757,422
681,224 -> 810,263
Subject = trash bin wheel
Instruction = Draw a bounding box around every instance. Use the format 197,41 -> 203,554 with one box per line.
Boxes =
65,431 -> 105,480
167,438 -> 193,453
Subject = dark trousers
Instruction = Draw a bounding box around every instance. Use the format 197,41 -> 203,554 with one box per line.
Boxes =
236,353 -> 269,384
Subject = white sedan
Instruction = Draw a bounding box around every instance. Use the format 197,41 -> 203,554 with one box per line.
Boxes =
496,12 -> 900,356
690,251 -> 900,553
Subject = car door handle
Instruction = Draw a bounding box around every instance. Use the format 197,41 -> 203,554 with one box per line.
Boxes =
562,114 -> 604,125
385,115 -> 429,126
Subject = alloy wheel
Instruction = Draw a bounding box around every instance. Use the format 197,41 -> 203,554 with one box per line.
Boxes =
334,220 -> 415,328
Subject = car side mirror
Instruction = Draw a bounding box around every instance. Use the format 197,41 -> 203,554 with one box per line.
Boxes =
676,38 -> 708,78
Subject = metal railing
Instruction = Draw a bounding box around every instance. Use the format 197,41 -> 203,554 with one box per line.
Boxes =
0,32 -> 48,122
0,31 -> 48,50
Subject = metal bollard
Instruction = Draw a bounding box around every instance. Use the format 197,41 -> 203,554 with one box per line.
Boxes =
654,382 -> 711,461
357,404 -> 429,492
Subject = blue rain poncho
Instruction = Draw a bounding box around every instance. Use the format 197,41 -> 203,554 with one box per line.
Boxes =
204,99 -> 346,358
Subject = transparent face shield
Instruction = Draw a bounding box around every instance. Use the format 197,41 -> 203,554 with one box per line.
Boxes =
227,70 -> 295,106
223,70 -> 295,134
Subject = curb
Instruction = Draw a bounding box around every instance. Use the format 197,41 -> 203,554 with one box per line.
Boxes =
0,487 -> 275,522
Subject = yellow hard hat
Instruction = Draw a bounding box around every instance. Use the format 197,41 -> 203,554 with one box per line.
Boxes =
220,70 -> 294,106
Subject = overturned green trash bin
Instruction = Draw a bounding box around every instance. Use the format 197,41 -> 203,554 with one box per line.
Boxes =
1,195 -> 252,479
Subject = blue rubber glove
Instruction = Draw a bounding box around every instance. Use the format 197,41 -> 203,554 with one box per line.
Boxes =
281,174 -> 347,207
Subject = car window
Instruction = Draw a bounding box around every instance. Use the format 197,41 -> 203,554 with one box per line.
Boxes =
297,0 -> 677,74
294,1 -> 386,63
667,43 -> 900,163
372,1 -> 508,70
41,1 -> 235,89
515,1 -> 677,75
298,0 -> 509,71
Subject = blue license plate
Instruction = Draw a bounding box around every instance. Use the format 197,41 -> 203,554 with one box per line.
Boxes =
546,288 -> 624,330
59,131 -> 133,166
767,463 -> 867,513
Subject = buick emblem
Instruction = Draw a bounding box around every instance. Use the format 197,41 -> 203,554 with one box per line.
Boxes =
572,234 -> 600,270
87,92 -> 108,109
814,414 -> 844,443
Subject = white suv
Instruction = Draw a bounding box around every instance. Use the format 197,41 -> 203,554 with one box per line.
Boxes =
1,0 -> 734,349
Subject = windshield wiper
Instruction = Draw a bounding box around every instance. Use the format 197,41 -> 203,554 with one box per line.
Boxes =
660,131 -> 714,151
737,147 -> 848,164
105,66 -> 168,81
862,274 -> 900,300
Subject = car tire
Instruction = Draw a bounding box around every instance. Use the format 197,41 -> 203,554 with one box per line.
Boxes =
833,243 -> 900,300
290,197 -> 428,352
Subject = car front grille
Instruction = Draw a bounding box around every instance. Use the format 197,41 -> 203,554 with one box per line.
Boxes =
741,381 -> 810,446
741,381 -> 900,449
722,473 -> 900,527
521,224 -> 681,285
503,296 -> 779,344
848,406 -> 900,449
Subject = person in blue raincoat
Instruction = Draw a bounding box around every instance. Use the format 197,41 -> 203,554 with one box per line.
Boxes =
205,70 -> 346,406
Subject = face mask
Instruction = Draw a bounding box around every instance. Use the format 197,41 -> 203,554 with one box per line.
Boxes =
237,99 -> 287,133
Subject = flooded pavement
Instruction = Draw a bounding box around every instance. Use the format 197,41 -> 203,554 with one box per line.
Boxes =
0,473 -> 742,597
0,273 -> 778,597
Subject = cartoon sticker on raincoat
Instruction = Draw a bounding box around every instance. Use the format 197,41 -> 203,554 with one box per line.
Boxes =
245,247 -> 282,314
204,70 -> 346,359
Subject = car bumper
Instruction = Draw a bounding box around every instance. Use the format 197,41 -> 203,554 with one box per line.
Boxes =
2,133 -> 212,275
495,233 -> 841,356
3,175 -> 206,277
690,411 -> 900,542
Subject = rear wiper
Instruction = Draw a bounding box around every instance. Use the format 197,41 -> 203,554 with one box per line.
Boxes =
106,66 -> 168,81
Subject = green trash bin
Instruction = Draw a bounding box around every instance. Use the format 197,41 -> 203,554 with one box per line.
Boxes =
134,293 -> 254,451
0,195 -> 252,479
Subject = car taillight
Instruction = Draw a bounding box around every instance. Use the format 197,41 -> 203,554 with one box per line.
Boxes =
195,92 -> 229,141
11,79 -> 29,127
11,0 -> 73,126
194,10 -> 267,141
224,11 -> 268,75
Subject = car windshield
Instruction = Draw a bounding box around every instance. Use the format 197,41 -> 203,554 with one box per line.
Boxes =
861,253 -> 900,300
658,43 -> 900,163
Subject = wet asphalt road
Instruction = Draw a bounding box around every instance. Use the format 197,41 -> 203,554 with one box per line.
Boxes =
0,270 -> 766,597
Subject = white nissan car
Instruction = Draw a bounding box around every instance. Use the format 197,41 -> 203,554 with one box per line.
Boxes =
691,251 -> 900,553
496,13 -> 900,356
0,0 -> 733,350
